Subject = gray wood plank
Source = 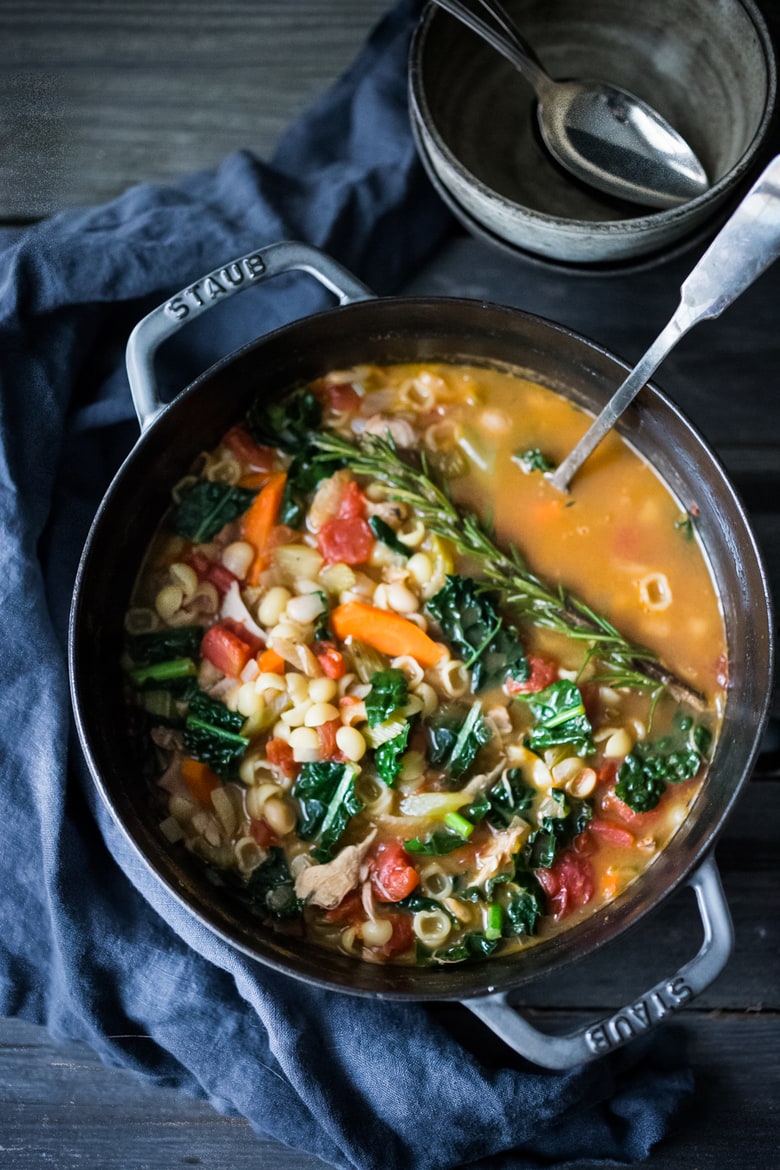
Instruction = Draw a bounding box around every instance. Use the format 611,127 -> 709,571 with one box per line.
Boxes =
2,1011 -> 778,1170
0,0 -> 389,218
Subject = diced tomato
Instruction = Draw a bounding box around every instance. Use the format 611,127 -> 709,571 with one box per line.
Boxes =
207,563 -> 239,595
325,889 -> 364,925
313,641 -> 346,679
250,818 -> 276,848
377,913 -> 415,959
371,840 -> 420,902
324,382 -> 361,413
266,737 -> 297,779
316,718 -> 344,761
221,425 -> 276,473
221,617 -> 264,657
200,624 -> 253,678
536,851 -> 595,920
596,759 -> 620,788
188,551 -> 239,595
318,515 -> 374,565
317,480 -> 375,566
505,654 -> 558,694
337,481 -> 366,520
587,818 -> 635,848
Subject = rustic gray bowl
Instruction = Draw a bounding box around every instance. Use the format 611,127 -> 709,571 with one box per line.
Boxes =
409,0 -> 776,265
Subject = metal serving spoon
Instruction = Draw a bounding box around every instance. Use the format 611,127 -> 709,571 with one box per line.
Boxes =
432,0 -> 709,209
547,153 -> 780,493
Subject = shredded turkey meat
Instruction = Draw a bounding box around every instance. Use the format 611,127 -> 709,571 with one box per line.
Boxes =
294,830 -> 377,910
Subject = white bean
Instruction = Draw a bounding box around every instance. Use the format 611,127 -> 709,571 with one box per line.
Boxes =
257,586 -> 292,627
286,592 -> 326,625
222,541 -> 254,578
289,726 -> 321,762
335,725 -> 367,762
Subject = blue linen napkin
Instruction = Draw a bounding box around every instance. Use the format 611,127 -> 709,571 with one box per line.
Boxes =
0,1 -> 694,1166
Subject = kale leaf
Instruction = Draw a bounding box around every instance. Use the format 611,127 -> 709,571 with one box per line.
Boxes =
183,690 -> 249,777
240,847 -> 302,919
484,767 -> 536,828
245,385 -> 322,453
172,481 -> 257,543
127,626 -> 205,665
426,575 -> 528,692
427,702 -> 492,781
375,724 -> 410,787
523,789 -> 592,869
521,679 -> 595,756
293,761 -> 363,861
434,932 -> 500,963
368,515 -> 410,557
504,880 -> 545,936
404,829 -> 470,856
616,741 -> 703,813
365,668 -> 409,728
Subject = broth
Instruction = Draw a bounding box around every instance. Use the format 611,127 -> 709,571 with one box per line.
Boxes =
123,362 -> 725,966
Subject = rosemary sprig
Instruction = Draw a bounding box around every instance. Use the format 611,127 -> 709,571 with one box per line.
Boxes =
311,430 -> 704,707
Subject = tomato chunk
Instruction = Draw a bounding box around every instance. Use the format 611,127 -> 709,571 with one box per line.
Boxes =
313,641 -> 346,679
378,912 -> 415,959
325,889 -> 364,925
266,737 -> 297,779
317,481 -> 375,566
371,840 -> 420,902
588,818 -> 635,848
505,654 -> 558,694
324,382 -> 361,413
221,425 -> 276,472
200,624 -> 252,678
536,851 -> 594,920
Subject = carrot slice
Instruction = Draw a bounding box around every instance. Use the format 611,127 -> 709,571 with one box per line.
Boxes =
256,646 -> 286,674
181,757 -> 221,805
241,471 -> 287,584
330,601 -> 446,668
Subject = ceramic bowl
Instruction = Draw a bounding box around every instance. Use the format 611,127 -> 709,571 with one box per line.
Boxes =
409,0 -> 777,265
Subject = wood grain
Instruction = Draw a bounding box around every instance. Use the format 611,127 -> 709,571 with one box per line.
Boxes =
0,0 -> 389,219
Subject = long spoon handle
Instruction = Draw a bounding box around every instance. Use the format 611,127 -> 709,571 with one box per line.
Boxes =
547,154 -> 780,493
431,0 -> 550,93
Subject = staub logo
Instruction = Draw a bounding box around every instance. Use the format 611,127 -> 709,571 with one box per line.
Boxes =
165,253 -> 266,320
585,977 -> 694,1055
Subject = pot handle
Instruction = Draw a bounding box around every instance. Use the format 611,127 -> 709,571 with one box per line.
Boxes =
465,854 -> 732,1070
125,241 -> 374,431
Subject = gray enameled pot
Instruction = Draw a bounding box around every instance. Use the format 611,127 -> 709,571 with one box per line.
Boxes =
69,242 -> 774,1069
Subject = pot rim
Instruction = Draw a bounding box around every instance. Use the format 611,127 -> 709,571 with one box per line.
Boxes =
69,292 -> 775,1003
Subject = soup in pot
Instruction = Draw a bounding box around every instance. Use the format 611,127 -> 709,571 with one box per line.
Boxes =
123,362 -> 725,965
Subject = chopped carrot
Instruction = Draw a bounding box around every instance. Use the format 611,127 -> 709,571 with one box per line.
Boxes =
256,646 -> 286,674
601,869 -> 622,901
181,757 -> 221,805
238,471 -> 272,490
330,601 -> 446,668
241,471 -> 287,584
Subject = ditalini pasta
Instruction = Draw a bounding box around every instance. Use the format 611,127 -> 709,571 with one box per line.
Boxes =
123,363 -> 725,965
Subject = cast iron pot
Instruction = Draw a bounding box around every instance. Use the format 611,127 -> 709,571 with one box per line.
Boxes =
70,242 -> 774,1069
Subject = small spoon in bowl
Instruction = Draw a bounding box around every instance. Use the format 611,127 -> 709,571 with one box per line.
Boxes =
432,0 -> 709,209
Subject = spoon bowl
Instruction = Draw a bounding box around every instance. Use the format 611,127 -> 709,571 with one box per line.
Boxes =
433,0 -> 709,209
410,0 -> 776,264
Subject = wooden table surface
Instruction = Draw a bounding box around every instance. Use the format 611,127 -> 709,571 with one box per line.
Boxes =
1,3 -> 779,1168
